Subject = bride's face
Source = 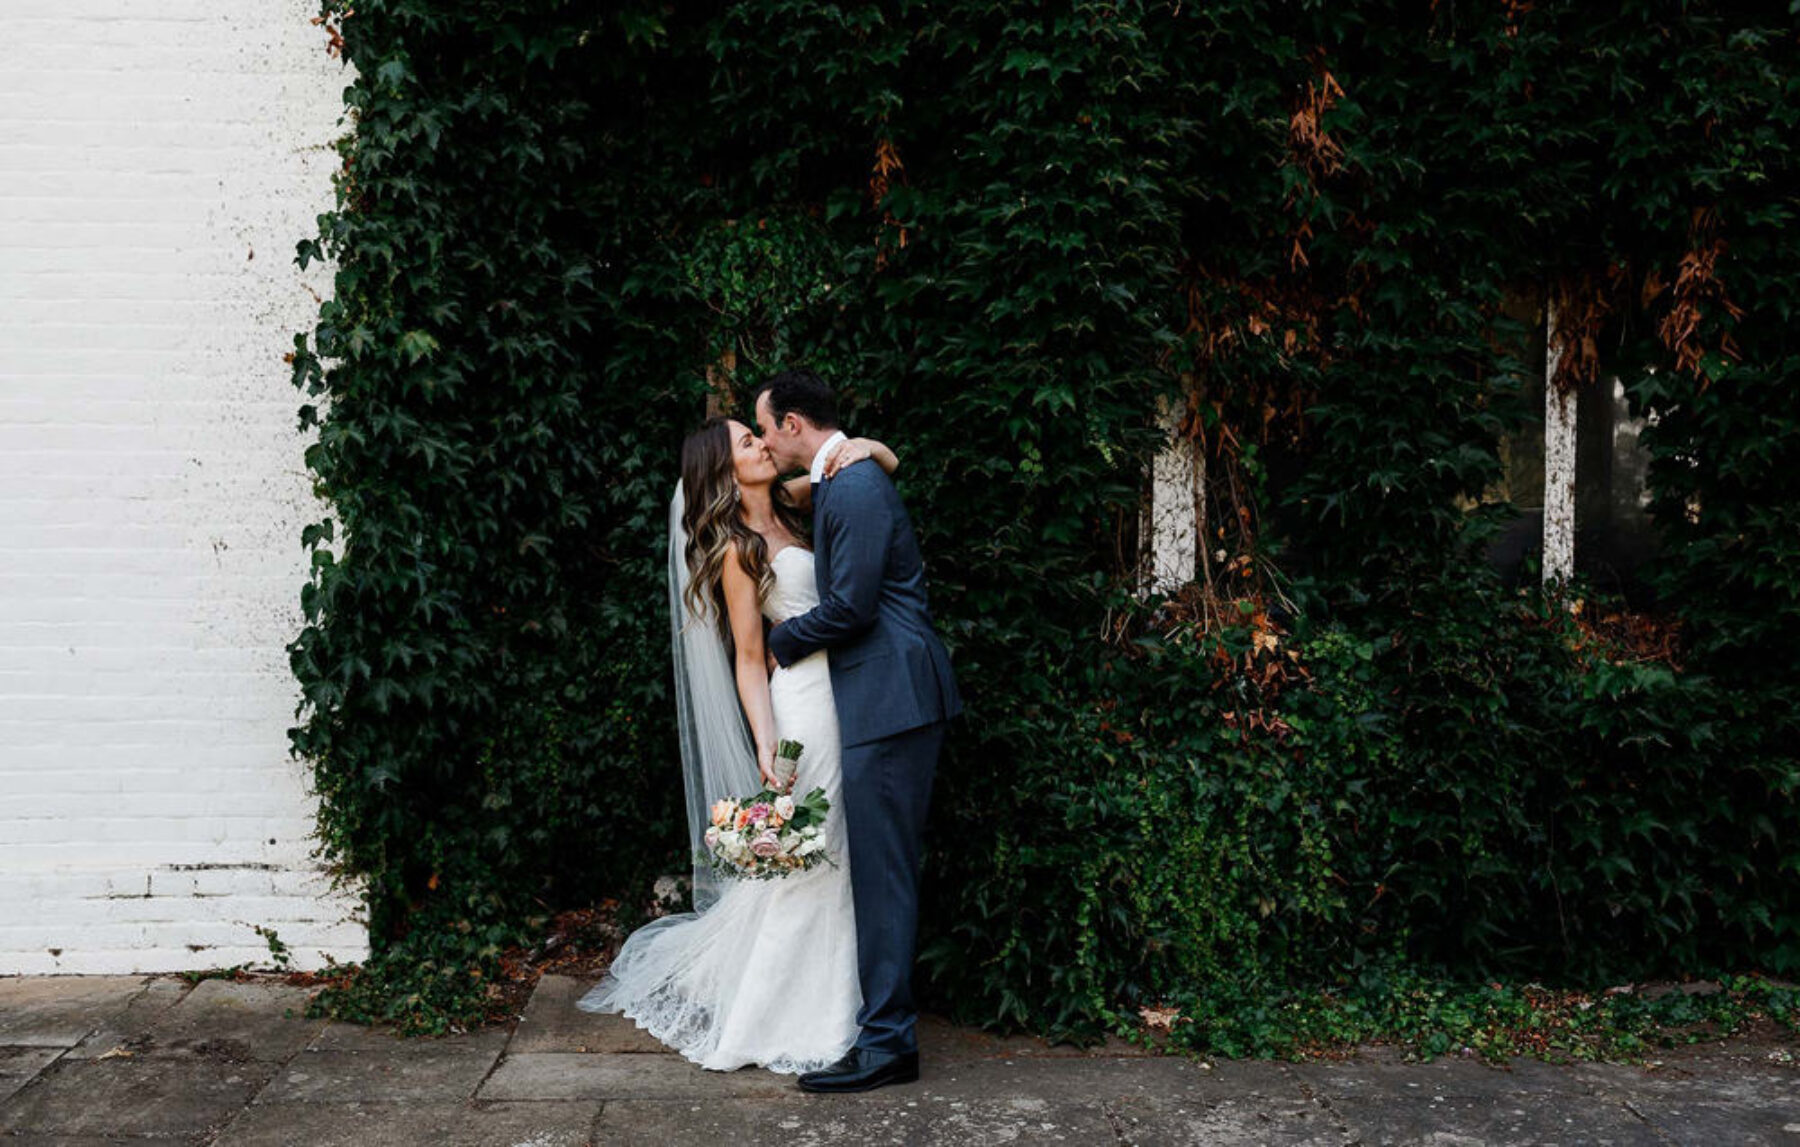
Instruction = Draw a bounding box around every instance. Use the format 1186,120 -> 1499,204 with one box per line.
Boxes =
727,419 -> 778,488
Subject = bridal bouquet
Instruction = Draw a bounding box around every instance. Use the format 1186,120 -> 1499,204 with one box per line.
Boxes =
701,740 -> 835,879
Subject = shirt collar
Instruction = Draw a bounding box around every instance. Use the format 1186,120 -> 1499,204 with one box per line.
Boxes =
808,430 -> 848,485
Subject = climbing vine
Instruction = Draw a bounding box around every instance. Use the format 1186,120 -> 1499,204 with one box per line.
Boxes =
288,0 -> 1800,1040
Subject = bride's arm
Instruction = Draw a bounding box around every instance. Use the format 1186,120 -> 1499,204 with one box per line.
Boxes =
721,544 -> 781,790
779,437 -> 900,509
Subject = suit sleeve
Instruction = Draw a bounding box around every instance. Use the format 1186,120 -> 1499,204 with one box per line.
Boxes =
767,470 -> 891,668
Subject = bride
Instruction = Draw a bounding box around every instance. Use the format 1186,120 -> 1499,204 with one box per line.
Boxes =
575,414 -> 898,1074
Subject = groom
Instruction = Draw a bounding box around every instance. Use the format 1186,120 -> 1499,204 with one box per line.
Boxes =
756,369 -> 963,1093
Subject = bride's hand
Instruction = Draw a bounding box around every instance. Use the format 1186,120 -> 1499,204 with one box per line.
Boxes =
756,741 -> 781,792
822,437 -> 874,478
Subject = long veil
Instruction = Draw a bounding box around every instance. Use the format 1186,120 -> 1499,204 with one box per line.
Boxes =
667,479 -> 762,913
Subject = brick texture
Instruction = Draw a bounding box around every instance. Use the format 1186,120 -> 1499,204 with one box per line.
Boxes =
0,1 -> 368,972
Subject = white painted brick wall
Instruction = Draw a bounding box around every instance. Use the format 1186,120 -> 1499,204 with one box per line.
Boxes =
0,0 -> 368,973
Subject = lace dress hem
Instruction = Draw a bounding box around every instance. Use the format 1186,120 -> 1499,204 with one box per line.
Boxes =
576,973 -> 854,1075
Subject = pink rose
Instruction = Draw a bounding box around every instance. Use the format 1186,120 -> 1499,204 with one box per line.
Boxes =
750,829 -> 781,858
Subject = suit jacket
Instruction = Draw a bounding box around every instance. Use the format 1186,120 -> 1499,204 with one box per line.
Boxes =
766,460 -> 962,747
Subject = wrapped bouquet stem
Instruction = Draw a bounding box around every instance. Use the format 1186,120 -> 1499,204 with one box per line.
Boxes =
772,737 -> 802,790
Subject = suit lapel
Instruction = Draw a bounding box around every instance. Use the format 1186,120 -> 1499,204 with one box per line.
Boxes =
811,479 -> 830,588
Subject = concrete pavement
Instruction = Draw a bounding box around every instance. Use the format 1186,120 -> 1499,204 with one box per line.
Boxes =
2,971 -> 1797,1144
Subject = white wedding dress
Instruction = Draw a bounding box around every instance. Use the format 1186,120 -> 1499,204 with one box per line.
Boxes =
576,545 -> 862,1073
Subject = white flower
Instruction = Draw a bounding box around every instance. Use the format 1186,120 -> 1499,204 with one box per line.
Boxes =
704,826 -> 721,849
774,795 -> 796,820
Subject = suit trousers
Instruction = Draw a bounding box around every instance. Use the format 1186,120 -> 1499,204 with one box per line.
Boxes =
841,718 -> 945,1056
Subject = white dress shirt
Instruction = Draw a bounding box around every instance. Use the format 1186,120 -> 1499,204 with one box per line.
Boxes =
807,430 -> 849,485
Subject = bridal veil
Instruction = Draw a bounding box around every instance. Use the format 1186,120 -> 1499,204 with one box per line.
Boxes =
666,480 -> 762,912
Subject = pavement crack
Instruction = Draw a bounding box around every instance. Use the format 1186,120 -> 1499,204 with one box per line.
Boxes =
1620,1097 -> 1680,1144
1099,1099 -> 1131,1145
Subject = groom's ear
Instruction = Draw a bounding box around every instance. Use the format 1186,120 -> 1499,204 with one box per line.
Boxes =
753,388 -> 782,438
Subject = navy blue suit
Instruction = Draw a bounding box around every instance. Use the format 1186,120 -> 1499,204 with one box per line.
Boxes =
767,459 -> 961,1055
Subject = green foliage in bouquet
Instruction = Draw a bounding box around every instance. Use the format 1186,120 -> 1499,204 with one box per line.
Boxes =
289,0 -> 1800,1044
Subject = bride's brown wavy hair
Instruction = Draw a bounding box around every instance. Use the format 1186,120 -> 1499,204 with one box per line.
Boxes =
679,417 -> 807,645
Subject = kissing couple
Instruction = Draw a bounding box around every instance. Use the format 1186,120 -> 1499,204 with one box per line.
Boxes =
576,369 -> 963,1093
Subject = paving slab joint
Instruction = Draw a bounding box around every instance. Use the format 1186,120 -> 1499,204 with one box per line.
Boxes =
472,1030 -> 520,1100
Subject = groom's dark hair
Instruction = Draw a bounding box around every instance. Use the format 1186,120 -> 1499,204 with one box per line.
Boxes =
757,369 -> 840,432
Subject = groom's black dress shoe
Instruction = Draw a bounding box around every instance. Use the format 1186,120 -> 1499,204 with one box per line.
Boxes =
796,1047 -> 920,1093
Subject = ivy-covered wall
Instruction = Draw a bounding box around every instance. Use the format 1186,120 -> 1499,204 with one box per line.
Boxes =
288,0 -> 1800,1042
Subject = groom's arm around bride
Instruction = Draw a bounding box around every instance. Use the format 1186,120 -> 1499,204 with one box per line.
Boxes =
767,455 -> 961,744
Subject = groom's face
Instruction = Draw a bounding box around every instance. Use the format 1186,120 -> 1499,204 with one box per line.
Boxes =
754,391 -> 806,471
